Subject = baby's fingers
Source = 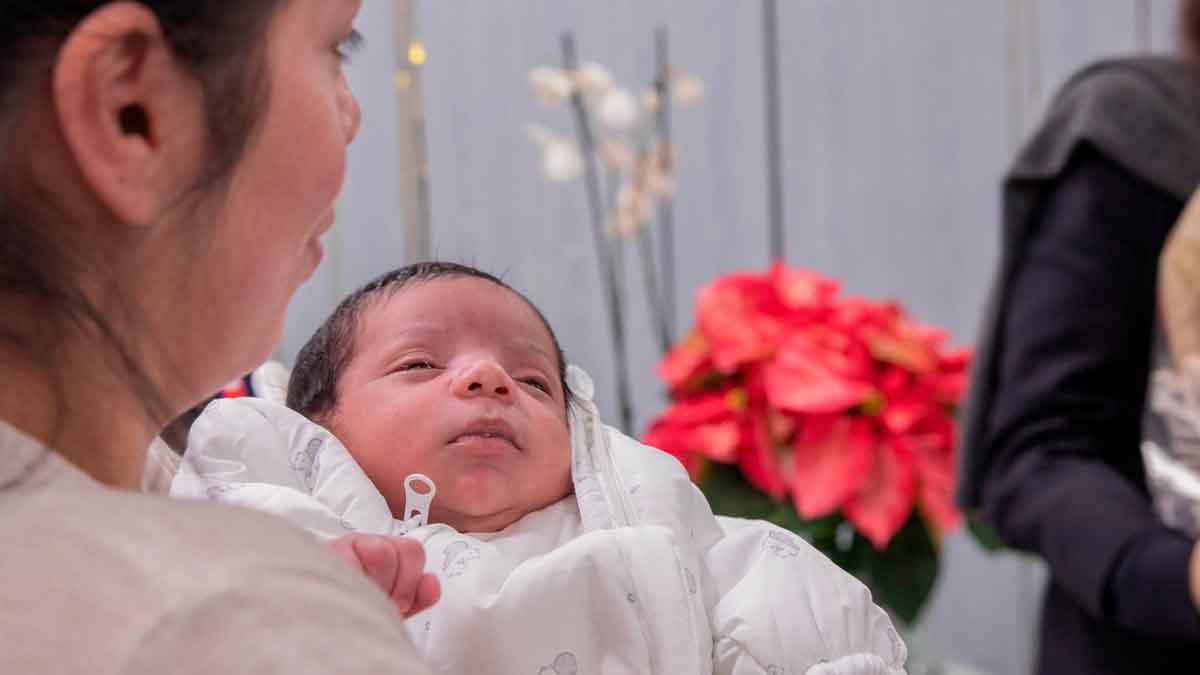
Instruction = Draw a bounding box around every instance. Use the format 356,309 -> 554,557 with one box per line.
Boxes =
328,534 -> 440,617
328,534 -> 368,573
387,537 -> 428,615
409,573 -> 441,617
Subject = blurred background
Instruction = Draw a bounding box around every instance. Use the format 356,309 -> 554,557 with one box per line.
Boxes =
276,2 -> 1185,673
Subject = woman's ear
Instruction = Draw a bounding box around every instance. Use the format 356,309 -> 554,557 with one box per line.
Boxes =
52,2 -> 205,228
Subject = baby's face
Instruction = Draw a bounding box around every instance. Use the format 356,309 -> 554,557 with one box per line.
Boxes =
327,276 -> 572,533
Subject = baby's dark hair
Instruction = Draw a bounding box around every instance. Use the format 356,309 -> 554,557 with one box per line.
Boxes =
287,261 -> 575,422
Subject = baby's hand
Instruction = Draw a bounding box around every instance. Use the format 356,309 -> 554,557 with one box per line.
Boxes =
329,534 -> 441,618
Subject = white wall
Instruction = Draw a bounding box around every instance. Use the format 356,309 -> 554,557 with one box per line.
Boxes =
280,2 -> 1183,673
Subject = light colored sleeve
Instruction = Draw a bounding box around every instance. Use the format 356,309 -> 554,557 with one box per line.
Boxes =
120,566 -> 433,675
1160,189 -> 1200,365
705,517 -> 907,675
141,437 -> 182,495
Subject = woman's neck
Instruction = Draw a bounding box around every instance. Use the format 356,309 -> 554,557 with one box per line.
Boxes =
0,342 -> 157,489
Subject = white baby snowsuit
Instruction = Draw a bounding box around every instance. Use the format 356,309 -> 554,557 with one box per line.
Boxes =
171,366 -> 906,674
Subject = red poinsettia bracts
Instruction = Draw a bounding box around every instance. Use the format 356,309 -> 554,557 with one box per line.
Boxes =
644,262 -> 972,549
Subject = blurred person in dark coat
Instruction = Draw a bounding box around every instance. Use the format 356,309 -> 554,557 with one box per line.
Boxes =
960,3 -> 1200,673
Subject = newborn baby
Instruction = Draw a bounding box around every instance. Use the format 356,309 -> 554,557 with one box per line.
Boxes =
173,262 -> 907,674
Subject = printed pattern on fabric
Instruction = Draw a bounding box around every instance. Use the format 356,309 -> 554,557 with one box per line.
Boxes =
291,437 -> 322,491
762,530 -> 802,559
441,540 -> 481,578
537,652 -> 578,674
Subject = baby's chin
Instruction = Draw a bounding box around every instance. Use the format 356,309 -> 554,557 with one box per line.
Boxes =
434,471 -> 526,530
430,470 -> 568,533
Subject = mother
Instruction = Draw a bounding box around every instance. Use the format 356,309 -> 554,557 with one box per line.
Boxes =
0,2 -> 433,673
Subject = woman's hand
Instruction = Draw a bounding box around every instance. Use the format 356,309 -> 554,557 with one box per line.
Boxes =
329,534 -> 441,618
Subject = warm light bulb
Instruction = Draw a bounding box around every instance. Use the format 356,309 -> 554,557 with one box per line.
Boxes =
408,41 -> 427,66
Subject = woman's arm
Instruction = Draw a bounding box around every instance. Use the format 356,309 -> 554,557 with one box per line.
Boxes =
123,566 -> 435,675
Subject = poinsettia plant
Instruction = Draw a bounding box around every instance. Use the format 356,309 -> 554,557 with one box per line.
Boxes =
643,262 -> 972,625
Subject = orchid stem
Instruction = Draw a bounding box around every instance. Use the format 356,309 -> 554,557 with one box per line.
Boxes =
561,31 -> 634,432
654,26 -> 677,345
630,139 -> 672,356
636,223 -> 672,355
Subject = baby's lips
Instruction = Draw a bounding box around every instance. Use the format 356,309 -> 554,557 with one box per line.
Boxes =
449,416 -> 521,450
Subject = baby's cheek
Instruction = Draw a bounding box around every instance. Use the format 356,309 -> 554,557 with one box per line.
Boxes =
551,438 -> 573,496
348,458 -> 408,516
340,440 -> 411,513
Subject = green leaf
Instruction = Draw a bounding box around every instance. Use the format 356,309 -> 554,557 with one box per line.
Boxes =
856,514 -> 939,626
967,514 -> 1006,552
699,462 -> 780,520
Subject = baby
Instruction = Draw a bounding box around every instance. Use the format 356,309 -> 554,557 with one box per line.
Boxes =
172,262 -> 907,674
286,262 -> 576,537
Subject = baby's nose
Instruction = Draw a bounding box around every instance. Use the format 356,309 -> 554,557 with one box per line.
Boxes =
452,359 -> 513,399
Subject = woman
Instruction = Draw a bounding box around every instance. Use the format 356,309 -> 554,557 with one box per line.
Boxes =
961,3 -> 1200,673
0,2 -> 433,673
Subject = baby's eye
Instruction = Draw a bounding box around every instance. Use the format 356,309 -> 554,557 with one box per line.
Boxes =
397,360 -> 436,372
520,378 -> 550,394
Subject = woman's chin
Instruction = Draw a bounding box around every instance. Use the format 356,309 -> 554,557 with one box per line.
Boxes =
302,236 -> 324,278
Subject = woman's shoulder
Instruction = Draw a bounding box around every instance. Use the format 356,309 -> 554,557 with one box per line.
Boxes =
0,442 -> 427,674
29,473 -> 372,598
2,454 -> 374,604
1054,56 -> 1200,117
1013,56 -> 1200,200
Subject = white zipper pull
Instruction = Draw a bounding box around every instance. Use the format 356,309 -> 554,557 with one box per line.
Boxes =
403,473 -> 436,529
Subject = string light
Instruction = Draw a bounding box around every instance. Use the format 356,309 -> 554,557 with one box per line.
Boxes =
408,41 -> 427,66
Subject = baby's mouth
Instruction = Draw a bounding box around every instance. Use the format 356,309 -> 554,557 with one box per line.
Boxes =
449,422 -> 520,450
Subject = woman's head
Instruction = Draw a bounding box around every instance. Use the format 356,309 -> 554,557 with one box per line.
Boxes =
288,262 -> 576,533
0,1 -> 362,465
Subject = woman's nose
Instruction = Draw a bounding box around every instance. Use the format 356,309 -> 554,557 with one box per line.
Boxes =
451,359 -> 513,400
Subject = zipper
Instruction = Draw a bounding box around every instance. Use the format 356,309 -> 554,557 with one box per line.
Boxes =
398,473 -> 436,533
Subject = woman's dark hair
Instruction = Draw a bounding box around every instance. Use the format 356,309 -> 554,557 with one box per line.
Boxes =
288,262 -> 577,423
1183,0 -> 1200,57
0,1 -> 285,431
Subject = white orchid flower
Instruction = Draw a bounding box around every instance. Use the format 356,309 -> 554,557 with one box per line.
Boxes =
598,88 -> 640,131
525,124 -> 584,182
648,171 -> 676,199
613,184 -> 655,236
528,66 -> 573,106
641,88 -> 662,113
574,62 -> 614,98
600,139 -> 634,172
543,141 -> 584,182
646,143 -> 676,198
673,74 -> 705,107
640,74 -> 704,112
